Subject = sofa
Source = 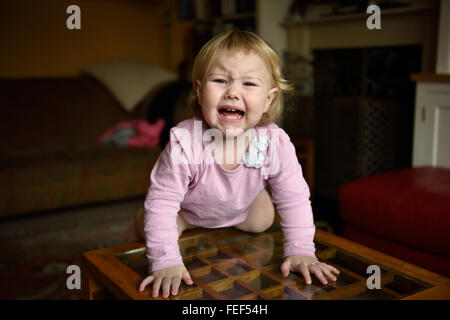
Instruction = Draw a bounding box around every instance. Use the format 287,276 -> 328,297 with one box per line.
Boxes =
0,70 -> 193,217
339,167 -> 450,278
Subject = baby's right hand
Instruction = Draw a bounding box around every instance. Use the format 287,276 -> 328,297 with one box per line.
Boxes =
138,265 -> 193,298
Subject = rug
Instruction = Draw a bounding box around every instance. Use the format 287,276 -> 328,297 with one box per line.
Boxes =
0,198 -> 142,299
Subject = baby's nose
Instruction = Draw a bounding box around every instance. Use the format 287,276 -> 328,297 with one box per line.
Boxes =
225,85 -> 240,100
225,93 -> 239,100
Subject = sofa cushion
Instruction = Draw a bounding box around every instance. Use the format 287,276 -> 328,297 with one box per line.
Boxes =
84,57 -> 176,112
339,167 -> 450,258
0,145 -> 161,217
0,76 -> 150,153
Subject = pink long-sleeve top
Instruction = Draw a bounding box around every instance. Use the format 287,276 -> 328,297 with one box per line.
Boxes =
144,117 -> 316,272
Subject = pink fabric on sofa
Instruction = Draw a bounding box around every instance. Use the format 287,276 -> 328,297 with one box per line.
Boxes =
97,118 -> 165,147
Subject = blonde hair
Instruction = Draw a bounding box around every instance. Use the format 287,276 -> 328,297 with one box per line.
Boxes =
189,30 -> 293,126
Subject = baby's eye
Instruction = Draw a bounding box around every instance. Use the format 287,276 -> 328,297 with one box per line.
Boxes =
213,79 -> 227,84
243,82 -> 257,86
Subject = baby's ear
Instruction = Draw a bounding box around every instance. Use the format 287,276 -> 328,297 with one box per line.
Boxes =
195,80 -> 203,106
264,87 -> 278,113
195,80 -> 202,98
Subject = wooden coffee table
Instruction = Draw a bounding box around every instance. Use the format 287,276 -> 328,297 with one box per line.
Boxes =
81,222 -> 450,300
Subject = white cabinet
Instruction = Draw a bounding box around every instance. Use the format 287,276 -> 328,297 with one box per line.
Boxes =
412,81 -> 450,168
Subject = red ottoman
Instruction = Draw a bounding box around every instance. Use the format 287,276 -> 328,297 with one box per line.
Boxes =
339,167 -> 450,278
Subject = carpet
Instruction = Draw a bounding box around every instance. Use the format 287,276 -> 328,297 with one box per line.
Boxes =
0,198 -> 143,299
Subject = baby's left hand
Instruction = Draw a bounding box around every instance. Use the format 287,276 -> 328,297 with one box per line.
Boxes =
281,255 -> 340,285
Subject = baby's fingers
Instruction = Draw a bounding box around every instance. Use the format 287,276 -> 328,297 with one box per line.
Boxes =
297,263 -> 312,285
310,264 -> 328,285
172,277 -> 182,296
182,270 -> 193,285
139,275 -> 154,292
280,259 -> 291,277
152,277 -> 163,298
327,264 -> 340,275
161,277 -> 172,298
321,264 -> 340,281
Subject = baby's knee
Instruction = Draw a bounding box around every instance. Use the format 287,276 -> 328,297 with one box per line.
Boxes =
251,220 -> 274,233
243,207 -> 275,233
257,207 -> 275,232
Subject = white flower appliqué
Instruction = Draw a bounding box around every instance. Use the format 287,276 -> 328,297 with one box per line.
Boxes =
242,135 -> 270,169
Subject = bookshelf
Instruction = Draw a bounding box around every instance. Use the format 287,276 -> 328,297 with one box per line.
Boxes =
179,0 -> 257,65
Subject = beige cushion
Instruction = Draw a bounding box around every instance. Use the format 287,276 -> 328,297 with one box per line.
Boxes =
84,57 -> 176,112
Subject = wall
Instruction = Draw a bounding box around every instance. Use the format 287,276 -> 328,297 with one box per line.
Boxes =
257,0 -> 290,60
257,0 -> 292,127
436,0 -> 450,73
0,0 -> 190,77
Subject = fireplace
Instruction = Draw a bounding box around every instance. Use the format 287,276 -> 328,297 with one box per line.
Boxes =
284,46 -> 421,200
281,2 -> 439,228
314,45 -> 421,191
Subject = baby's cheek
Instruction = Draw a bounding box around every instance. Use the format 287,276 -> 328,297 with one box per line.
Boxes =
248,108 -> 265,121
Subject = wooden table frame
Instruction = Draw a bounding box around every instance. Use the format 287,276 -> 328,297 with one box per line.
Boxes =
82,227 -> 450,300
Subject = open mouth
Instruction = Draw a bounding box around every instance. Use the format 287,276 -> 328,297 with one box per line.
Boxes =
217,107 -> 245,121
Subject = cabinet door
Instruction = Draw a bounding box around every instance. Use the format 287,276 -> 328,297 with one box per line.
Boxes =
412,82 -> 450,168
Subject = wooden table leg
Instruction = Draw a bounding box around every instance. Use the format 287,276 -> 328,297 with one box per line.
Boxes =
82,255 -> 114,300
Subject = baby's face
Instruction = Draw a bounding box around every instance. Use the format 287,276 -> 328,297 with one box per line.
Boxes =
196,49 -> 277,138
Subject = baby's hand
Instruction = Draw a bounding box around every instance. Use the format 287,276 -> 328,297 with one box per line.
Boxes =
138,265 -> 193,298
280,255 -> 340,285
